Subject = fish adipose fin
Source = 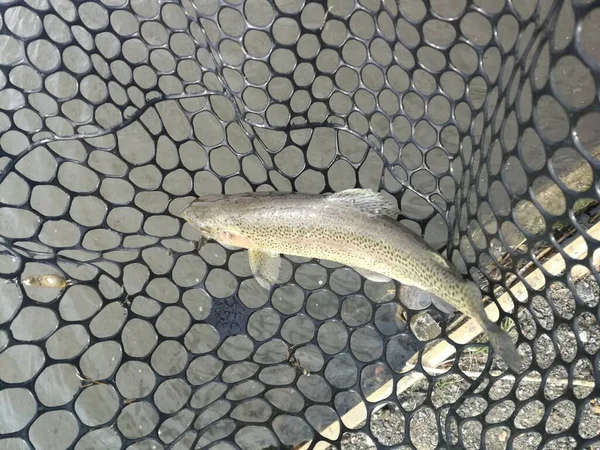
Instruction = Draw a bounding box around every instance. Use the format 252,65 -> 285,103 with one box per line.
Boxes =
248,249 -> 281,290
354,267 -> 392,283
326,189 -> 400,218
484,321 -> 522,372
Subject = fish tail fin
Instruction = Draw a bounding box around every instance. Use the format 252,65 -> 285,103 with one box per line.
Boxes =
462,281 -> 522,371
483,320 -> 522,372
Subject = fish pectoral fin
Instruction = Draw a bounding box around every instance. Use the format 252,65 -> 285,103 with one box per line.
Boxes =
354,267 -> 392,283
248,249 -> 281,290
326,189 -> 400,218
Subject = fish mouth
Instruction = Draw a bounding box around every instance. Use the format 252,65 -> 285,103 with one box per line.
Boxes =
191,193 -> 226,204
179,207 -> 192,222
180,194 -> 227,217
179,204 -> 215,240
179,200 -> 194,215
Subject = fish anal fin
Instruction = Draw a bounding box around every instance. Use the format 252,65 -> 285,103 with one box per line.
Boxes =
354,267 -> 392,283
401,285 -> 456,314
248,249 -> 281,290
327,189 -> 400,218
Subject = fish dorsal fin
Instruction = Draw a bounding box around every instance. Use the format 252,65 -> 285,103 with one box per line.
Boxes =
248,249 -> 281,290
326,189 -> 400,217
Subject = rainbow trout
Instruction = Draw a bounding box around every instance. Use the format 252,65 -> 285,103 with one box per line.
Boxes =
181,189 -> 521,371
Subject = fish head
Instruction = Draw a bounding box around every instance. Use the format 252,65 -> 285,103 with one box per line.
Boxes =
180,194 -> 254,249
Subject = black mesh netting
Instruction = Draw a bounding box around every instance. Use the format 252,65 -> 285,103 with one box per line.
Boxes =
0,0 -> 599,449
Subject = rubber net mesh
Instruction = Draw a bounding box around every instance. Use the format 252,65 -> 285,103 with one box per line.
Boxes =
0,0 -> 599,449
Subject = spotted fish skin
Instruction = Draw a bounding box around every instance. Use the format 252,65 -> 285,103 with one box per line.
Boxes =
181,189 -> 521,371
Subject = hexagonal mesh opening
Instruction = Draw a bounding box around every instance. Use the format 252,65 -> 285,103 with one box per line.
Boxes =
0,0 -> 599,449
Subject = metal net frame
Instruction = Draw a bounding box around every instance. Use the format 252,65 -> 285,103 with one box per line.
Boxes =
0,0 -> 599,449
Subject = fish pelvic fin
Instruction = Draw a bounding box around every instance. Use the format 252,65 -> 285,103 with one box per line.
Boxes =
248,249 -> 281,290
353,267 -> 392,283
326,189 -> 400,218
484,320 -> 522,372
430,251 -> 453,271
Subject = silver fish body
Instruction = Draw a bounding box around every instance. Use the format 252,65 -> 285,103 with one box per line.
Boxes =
181,189 -> 521,371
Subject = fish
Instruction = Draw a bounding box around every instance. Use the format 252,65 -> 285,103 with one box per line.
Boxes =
180,188 -> 522,371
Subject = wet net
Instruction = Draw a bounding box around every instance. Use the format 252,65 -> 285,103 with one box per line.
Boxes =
0,0 -> 599,449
